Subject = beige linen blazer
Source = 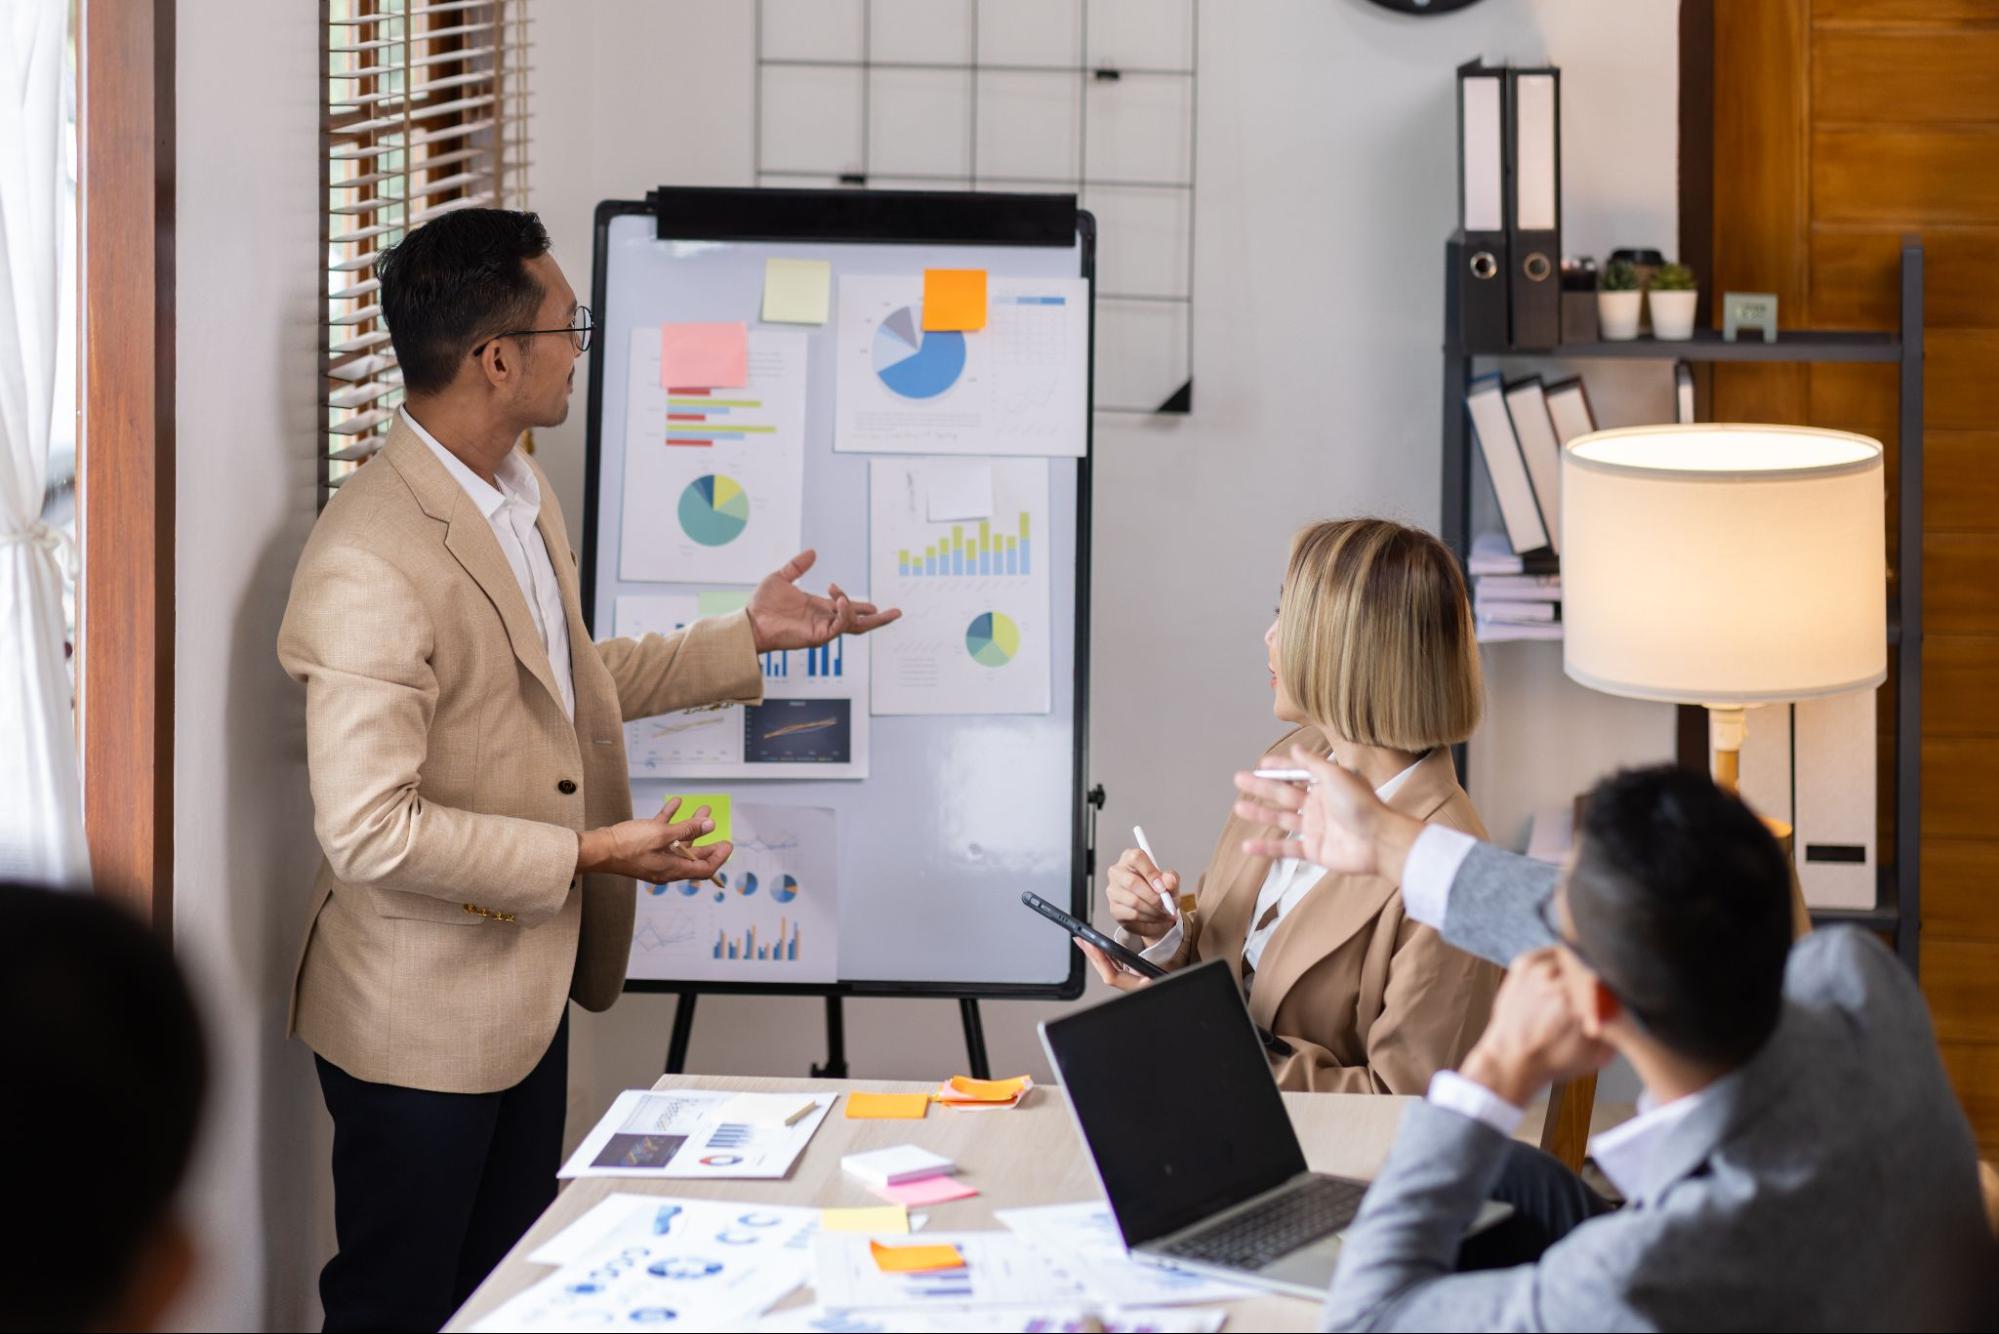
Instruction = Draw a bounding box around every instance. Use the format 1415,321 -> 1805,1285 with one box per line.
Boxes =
1123,726 -> 1501,1094
277,420 -> 761,1093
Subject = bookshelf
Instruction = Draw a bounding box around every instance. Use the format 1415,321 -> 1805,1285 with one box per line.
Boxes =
1439,238 -> 1924,969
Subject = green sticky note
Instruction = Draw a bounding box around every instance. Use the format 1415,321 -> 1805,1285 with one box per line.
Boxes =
665,792 -> 732,847
698,589 -> 751,618
763,257 -> 832,325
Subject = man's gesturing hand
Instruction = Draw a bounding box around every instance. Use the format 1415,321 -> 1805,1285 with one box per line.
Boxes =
578,798 -> 733,885
745,549 -> 902,652
1459,948 -> 1616,1107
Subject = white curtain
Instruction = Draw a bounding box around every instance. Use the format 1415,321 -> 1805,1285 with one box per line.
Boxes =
0,0 -> 89,887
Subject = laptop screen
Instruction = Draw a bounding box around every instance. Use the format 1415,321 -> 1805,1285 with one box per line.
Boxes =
1040,958 -> 1309,1247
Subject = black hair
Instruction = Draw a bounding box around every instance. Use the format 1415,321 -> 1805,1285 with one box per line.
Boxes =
0,882 -> 208,1331
1567,765 -> 1795,1068
375,207 -> 553,395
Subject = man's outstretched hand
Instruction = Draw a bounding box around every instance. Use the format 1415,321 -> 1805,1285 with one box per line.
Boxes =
745,549 -> 902,652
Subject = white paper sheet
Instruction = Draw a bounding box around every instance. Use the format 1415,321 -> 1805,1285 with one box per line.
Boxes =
924,459 -> 994,521
618,594 -> 871,781
994,1202 -> 1257,1307
560,1089 -> 835,1180
868,458 -> 1051,716
834,275 -> 1087,458
627,803 -> 842,986
473,1197 -> 820,1332
621,327 -> 809,584
811,1232 -> 1089,1311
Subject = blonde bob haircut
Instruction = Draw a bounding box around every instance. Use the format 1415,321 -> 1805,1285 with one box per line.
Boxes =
1277,518 -> 1483,750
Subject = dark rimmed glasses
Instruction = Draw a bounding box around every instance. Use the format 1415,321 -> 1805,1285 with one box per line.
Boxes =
474,304 -> 593,356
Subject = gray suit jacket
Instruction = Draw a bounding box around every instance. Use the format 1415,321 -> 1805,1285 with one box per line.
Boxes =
1323,842 -> 1995,1332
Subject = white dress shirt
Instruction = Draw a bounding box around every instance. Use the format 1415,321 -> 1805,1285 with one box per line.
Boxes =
1405,823 -> 1715,1197
405,409 -> 576,720
1140,752 -> 1425,976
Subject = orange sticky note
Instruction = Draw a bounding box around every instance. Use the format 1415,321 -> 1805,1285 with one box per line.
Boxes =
659,322 -> 748,389
943,1075 -> 1031,1102
922,269 -> 987,331
846,1091 -> 932,1120
870,1240 -> 966,1273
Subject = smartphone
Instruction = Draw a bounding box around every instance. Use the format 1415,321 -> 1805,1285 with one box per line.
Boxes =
1020,891 -> 1168,980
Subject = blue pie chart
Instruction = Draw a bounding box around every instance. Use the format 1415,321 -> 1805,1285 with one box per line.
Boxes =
872,305 -> 965,400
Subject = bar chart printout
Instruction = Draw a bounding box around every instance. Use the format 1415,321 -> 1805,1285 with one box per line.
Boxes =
628,803 -> 838,984
869,457 -> 1052,716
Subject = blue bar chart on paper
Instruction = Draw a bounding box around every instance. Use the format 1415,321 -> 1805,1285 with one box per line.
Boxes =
760,638 -> 845,678
895,513 -> 1032,579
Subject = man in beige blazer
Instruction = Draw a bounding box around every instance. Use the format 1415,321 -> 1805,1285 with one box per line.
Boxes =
279,209 -> 896,1333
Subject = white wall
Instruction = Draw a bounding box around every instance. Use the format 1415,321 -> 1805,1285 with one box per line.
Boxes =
169,2 -> 329,1329
529,0 -> 1681,1140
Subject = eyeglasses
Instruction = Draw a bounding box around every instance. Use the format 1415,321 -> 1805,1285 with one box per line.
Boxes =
473,305 -> 593,356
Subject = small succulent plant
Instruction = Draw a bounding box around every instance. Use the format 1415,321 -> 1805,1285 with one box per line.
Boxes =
1602,259 -> 1641,292
1652,262 -> 1696,291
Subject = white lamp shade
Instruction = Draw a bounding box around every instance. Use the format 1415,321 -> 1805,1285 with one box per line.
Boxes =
1562,424 -> 1887,705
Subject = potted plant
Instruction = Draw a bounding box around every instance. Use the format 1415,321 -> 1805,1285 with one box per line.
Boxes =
1598,259 -> 1642,340
1648,262 -> 1698,340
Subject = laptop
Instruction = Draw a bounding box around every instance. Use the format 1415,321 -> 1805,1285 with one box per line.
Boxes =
1039,958 -> 1509,1300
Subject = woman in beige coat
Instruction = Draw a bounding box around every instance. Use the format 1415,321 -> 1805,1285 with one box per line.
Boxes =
1080,518 -> 1501,1093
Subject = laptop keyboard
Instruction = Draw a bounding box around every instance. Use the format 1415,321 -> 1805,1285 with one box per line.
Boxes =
1157,1175 -> 1369,1271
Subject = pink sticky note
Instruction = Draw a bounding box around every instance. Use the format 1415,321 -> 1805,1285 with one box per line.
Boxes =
869,1174 -> 980,1207
660,322 -> 748,389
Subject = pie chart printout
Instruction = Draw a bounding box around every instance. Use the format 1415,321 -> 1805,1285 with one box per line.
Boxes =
678,473 -> 750,546
965,612 -> 1021,668
872,306 -> 966,400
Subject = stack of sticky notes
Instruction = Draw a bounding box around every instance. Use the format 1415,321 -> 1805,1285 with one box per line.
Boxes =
710,1091 -> 819,1127
934,1074 -> 1034,1111
842,1145 -> 981,1206
845,1090 -> 931,1120
869,1239 -> 965,1273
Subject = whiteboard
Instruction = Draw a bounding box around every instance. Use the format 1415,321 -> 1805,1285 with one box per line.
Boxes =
583,190 -> 1094,998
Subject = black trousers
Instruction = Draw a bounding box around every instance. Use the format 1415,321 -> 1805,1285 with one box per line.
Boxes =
1456,1139 -> 1618,1271
315,1013 -> 569,1333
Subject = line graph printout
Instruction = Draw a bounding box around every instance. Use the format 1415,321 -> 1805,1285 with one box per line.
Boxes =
869,457 -> 1051,715
834,274 -> 1087,458
628,803 -> 839,985
617,594 -> 870,780
621,326 -> 809,583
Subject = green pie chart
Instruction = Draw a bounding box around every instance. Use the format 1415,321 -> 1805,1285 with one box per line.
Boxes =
677,474 -> 749,546
965,611 -> 1021,668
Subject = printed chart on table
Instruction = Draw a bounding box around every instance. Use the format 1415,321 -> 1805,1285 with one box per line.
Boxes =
628,803 -> 840,985
868,458 -> 1052,716
617,593 -> 870,781
621,327 -> 808,583
834,275 -> 1088,458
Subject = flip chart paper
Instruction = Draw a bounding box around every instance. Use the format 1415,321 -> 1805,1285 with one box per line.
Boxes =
660,321 -> 748,388
922,268 -> 988,331
763,258 -> 832,325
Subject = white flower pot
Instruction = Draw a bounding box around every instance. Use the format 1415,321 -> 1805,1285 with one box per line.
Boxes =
1649,289 -> 1698,341
1597,290 -> 1642,341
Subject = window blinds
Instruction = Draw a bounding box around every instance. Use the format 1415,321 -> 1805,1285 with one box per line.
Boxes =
322,0 -> 531,492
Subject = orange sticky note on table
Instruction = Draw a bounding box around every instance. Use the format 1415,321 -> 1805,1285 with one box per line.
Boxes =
943,1075 -> 1031,1102
659,321 -> 747,389
846,1091 -> 931,1120
870,1240 -> 965,1273
922,269 -> 987,331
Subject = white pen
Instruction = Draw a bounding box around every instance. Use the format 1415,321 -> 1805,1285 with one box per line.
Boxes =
1131,825 -> 1177,918
1251,768 -> 1315,783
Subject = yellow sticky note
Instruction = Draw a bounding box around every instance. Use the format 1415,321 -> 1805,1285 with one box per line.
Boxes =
822,1205 -> 910,1234
870,1240 -> 965,1273
846,1092 -> 932,1120
665,792 -> 731,847
922,269 -> 987,331
944,1074 -> 1031,1102
763,257 -> 832,325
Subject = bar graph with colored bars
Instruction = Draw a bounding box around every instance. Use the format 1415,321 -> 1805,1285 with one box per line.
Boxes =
665,388 -> 779,446
759,638 -> 844,679
713,917 -> 802,961
896,513 -> 1032,578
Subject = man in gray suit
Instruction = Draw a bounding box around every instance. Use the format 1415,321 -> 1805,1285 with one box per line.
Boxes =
1234,757 -> 1993,1331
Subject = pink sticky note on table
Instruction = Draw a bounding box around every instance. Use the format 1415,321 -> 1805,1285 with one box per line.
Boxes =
660,322 -> 748,389
869,1174 -> 980,1206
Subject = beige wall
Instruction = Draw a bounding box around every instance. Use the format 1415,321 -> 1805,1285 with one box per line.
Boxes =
158,1 -> 1681,1326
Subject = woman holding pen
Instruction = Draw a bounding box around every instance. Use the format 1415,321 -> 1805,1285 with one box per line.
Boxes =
1077,517 -> 1501,1094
